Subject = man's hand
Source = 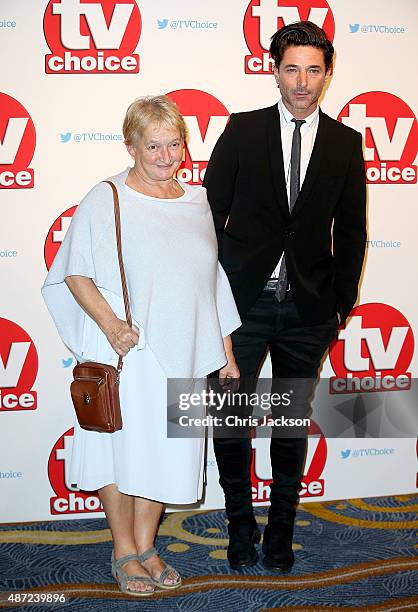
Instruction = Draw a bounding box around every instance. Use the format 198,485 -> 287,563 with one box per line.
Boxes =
219,335 -> 240,391
219,358 -> 240,382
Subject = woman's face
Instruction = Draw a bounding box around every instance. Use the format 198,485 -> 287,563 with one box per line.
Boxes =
128,122 -> 183,183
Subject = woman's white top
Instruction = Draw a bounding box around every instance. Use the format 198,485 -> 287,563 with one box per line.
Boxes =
42,168 -> 241,378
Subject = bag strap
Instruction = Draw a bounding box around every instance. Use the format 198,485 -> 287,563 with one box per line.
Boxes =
104,180 -> 132,373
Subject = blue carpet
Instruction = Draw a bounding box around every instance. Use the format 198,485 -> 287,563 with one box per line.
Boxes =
0,495 -> 417,611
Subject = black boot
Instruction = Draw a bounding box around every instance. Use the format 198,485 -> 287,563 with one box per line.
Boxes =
228,516 -> 261,569
213,437 -> 260,568
263,437 -> 306,571
262,521 -> 295,571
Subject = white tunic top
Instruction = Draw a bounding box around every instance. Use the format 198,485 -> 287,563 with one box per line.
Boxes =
42,168 -> 241,503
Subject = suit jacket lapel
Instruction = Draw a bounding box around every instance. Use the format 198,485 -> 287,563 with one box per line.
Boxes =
291,108 -> 327,217
266,105 -> 290,219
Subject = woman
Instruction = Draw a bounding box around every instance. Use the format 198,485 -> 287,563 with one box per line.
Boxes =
42,96 -> 241,596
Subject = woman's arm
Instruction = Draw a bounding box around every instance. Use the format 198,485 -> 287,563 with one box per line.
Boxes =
65,275 -> 139,356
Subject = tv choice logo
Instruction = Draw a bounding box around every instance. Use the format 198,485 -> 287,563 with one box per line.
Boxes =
0,318 -> 38,411
243,0 -> 335,74
0,93 -> 35,189
166,89 -> 230,185
329,303 -> 414,394
338,92 -> 417,184
49,428 -> 103,514
44,205 -> 77,270
43,0 -> 141,74
251,420 -> 327,500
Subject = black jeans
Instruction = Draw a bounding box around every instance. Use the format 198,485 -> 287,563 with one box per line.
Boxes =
213,290 -> 337,524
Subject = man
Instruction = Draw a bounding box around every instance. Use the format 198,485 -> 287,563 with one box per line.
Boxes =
203,21 -> 366,571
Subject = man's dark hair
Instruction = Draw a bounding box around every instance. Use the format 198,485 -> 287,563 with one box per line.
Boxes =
269,21 -> 334,70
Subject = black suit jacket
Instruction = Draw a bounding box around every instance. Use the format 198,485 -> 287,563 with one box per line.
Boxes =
203,104 -> 367,324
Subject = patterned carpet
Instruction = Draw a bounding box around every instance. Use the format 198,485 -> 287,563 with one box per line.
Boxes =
0,495 -> 417,611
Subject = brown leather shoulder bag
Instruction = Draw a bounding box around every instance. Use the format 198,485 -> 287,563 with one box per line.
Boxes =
70,180 -> 132,433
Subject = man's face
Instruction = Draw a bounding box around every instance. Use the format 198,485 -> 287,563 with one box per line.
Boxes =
273,45 -> 332,119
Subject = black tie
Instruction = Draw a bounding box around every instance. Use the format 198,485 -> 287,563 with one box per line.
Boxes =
276,118 -> 306,302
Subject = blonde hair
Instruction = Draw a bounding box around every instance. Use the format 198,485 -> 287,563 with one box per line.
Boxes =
123,95 -> 187,147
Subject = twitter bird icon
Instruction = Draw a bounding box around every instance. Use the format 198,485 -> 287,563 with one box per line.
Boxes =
60,132 -> 72,143
341,449 -> 351,459
62,357 -> 73,368
157,19 -> 169,29
349,24 -> 360,33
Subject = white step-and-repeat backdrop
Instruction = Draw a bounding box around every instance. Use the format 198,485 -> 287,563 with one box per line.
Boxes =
1,0 -> 417,523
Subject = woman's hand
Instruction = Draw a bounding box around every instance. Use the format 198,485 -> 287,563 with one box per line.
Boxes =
64,276 -> 139,357
104,318 -> 140,357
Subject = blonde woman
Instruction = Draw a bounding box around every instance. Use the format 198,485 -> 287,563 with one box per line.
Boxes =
42,96 -> 240,596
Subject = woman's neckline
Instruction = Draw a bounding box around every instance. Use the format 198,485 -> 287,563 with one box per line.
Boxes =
123,168 -> 187,201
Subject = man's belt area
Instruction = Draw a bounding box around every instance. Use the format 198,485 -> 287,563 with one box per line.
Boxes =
264,278 -> 279,292
263,277 -> 293,295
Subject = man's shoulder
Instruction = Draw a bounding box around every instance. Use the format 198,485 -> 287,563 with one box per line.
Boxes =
320,109 -> 361,141
230,104 -> 277,125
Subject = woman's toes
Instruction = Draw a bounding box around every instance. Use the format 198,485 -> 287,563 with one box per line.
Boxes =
127,579 -> 153,592
162,569 -> 180,585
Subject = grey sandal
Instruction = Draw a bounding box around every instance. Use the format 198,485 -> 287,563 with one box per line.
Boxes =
137,546 -> 182,590
111,551 -> 155,597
